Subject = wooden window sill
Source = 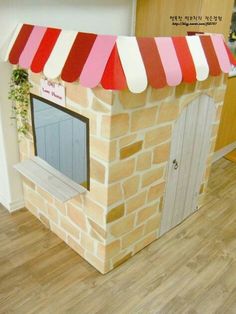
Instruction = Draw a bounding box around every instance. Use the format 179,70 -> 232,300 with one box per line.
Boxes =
14,156 -> 86,203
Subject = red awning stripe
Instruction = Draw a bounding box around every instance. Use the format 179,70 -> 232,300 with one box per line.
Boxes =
7,23 -> 236,92
101,44 -> 127,90
137,37 -> 167,89
31,27 -> 61,73
200,36 -> 221,76
172,36 -> 196,83
61,32 -> 97,82
9,24 -> 34,65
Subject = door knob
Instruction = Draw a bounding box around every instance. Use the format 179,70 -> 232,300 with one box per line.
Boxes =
173,159 -> 179,170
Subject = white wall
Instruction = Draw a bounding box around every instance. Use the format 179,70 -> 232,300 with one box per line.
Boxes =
0,0 -> 136,211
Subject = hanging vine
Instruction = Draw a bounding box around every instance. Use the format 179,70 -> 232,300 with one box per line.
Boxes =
8,68 -> 32,137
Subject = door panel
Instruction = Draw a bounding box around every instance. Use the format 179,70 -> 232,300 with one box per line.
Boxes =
160,95 -> 216,236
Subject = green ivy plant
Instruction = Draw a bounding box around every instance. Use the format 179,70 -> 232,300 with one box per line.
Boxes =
8,68 -> 32,137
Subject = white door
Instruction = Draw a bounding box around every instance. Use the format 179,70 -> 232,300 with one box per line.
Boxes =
160,95 -> 216,236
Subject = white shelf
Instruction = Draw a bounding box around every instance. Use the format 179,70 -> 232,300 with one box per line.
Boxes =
14,156 -> 86,203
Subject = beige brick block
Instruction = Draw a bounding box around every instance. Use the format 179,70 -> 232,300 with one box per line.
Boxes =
92,86 -> 113,105
121,225 -> 144,249
80,232 -> 94,253
148,182 -> 165,202
88,219 -> 106,238
149,86 -> 173,102
211,124 -> 219,138
101,114 -> 129,139
213,89 -> 226,103
126,191 -> 147,214
119,89 -> 147,109
97,240 -> 121,259
25,189 -> 47,213
66,82 -> 88,107
54,199 -> 67,215
88,181 -> 108,207
109,158 -> 135,183
153,142 -> 171,164
92,97 -> 110,113
159,196 -> 164,213
67,236 -> 85,257
25,199 -> 38,218
112,251 -> 132,268
39,213 -> 50,228
90,137 -> 116,161
137,202 -> 159,225
50,222 -> 67,242
180,92 -> 201,109
144,213 -> 161,234
216,104 -> 223,121
67,203 -> 87,232
90,158 -> 106,183
85,252 -> 107,274
70,194 -> 84,208
204,165 -> 212,181
175,82 -> 196,98
120,141 -> 143,160
157,102 -> 179,123
119,134 -> 137,148
110,214 -> 135,237
29,142 -> 35,158
145,125 -> 172,148
197,76 -> 215,90
107,183 -> 123,206
133,232 -> 157,254
83,196 -> 105,226
60,216 -> 81,239
47,204 -> 58,223
29,71 -> 41,85
131,106 -> 157,132
89,228 -> 104,243
136,151 -> 152,171
142,167 -> 164,188
122,175 -> 140,199
23,177 -> 35,190
19,139 -> 29,156
213,75 -> 224,87
106,204 -> 125,223
36,186 -> 53,204
82,110 -> 97,135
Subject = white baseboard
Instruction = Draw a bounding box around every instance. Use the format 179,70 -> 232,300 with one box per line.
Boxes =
213,141 -> 236,163
0,196 -> 25,212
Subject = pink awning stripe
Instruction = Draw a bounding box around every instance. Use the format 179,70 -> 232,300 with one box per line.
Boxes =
211,35 -> 232,73
19,26 -> 47,69
79,35 -> 117,88
155,37 -> 182,86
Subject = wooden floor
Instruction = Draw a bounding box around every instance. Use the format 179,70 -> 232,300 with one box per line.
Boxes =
1,158 -> 236,314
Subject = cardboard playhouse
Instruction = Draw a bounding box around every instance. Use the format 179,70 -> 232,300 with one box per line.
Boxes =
5,23 -> 236,273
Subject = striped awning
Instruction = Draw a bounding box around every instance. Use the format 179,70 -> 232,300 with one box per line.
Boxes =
5,23 -> 236,93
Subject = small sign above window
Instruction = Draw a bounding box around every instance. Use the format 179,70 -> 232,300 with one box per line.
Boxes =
40,79 -> 66,107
